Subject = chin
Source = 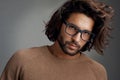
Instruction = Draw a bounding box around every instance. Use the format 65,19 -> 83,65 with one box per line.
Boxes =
64,48 -> 80,56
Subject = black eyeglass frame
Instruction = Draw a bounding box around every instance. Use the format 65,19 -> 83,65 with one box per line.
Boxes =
63,20 -> 95,42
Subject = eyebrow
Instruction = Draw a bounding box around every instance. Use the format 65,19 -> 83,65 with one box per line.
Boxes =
67,21 -> 92,33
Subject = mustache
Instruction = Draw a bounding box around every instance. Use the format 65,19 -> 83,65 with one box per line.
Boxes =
65,41 -> 81,48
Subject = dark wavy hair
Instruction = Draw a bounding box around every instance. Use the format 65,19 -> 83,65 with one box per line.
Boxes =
45,0 -> 114,55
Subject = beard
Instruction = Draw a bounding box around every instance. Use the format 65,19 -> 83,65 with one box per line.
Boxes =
57,35 -> 82,56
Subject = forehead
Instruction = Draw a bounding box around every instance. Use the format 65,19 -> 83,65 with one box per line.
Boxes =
67,13 -> 94,31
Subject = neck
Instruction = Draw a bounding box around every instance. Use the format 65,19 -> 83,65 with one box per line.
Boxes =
48,41 -> 81,60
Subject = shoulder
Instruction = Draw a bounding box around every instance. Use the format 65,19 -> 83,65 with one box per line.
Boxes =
1,46 -> 48,71
2,46 -> 48,72
0,46 -> 49,79
82,54 -> 107,80
84,55 -> 106,70
12,45 -> 48,60
15,45 -> 47,56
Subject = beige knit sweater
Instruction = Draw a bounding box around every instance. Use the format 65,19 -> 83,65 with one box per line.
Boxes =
0,46 -> 107,80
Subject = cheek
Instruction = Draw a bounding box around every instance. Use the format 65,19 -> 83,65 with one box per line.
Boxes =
79,40 -> 88,49
76,39 -> 87,48
80,42 -> 86,47
59,26 -> 72,41
59,32 -> 70,43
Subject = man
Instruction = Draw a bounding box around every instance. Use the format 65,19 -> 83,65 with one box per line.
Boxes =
0,0 -> 114,80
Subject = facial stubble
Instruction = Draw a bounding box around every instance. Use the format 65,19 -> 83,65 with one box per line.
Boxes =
57,35 -> 82,56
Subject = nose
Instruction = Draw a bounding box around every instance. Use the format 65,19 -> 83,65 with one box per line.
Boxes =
72,32 -> 81,42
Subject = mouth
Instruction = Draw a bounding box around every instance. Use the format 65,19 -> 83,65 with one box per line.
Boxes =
67,43 -> 80,50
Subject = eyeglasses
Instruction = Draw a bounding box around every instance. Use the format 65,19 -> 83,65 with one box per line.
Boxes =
63,20 -> 95,42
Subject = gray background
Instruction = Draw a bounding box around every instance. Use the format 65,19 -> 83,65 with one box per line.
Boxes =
0,0 -> 119,80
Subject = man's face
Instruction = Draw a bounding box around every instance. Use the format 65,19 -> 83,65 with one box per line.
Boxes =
57,13 -> 94,56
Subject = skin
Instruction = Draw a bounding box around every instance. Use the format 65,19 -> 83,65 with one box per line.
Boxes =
49,13 -> 94,59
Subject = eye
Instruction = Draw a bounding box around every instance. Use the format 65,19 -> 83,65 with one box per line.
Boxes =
82,30 -> 91,36
67,24 -> 78,31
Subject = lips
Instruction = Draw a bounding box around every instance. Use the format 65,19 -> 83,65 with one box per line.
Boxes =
68,43 -> 79,50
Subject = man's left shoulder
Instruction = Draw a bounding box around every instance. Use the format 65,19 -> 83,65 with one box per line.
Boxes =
84,55 -> 107,80
84,55 -> 106,71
